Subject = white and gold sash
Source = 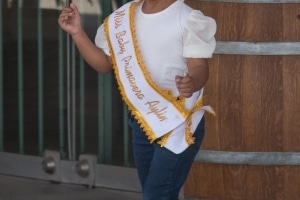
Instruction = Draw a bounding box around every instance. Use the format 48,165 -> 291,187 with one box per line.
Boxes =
104,1 -> 215,153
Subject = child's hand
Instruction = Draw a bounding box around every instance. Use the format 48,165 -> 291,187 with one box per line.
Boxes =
175,73 -> 194,98
58,3 -> 82,36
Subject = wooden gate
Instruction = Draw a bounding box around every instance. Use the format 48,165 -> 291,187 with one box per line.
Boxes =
184,1 -> 300,199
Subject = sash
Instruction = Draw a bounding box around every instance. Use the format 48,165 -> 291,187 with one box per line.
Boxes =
104,1 -> 215,153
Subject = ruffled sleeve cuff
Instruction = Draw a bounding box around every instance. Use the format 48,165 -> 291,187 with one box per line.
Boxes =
183,10 -> 217,58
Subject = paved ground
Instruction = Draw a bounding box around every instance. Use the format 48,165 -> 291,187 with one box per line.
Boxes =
0,175 -> 203,200
0,175 -> 142,200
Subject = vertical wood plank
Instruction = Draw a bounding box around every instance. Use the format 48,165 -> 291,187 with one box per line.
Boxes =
217,55 -> 243,151
242,56 -> 263,151
185,163 -> 225,199
260,57 -> 284,151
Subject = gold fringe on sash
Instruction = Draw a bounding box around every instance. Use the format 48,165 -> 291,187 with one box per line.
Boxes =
104,0 -> 216,146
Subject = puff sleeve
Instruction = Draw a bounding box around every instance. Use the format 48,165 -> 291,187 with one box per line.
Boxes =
182,10 -> 217,58
95,24 -> 110,56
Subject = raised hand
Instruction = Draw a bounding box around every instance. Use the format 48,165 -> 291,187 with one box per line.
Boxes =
58,3 -> 82,36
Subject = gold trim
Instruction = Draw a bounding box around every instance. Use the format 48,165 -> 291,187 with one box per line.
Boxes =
104,2 -> 158,142
157,131 -> 172,147
103,1 -> 215,145
129,1 -> 189,118
104,1 -> 188,142
158,97 -> 216,147
184,98 -> 204,145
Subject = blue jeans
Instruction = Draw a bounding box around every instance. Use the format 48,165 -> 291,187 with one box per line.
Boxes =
128,115 -> 205,200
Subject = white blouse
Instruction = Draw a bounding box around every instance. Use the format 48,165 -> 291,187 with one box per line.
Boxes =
95,0 -> 216,96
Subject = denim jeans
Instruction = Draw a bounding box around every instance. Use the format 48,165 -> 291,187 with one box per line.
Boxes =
128,115 -> 205,200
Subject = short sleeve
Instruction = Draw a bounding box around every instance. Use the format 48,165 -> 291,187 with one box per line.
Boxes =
183,10 -> 217,58
95,24 -> 110,56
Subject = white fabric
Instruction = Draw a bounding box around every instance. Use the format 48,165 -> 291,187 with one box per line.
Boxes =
95,0 -> 217,153
105,4 -> 187,139
95,0 -> 216,97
